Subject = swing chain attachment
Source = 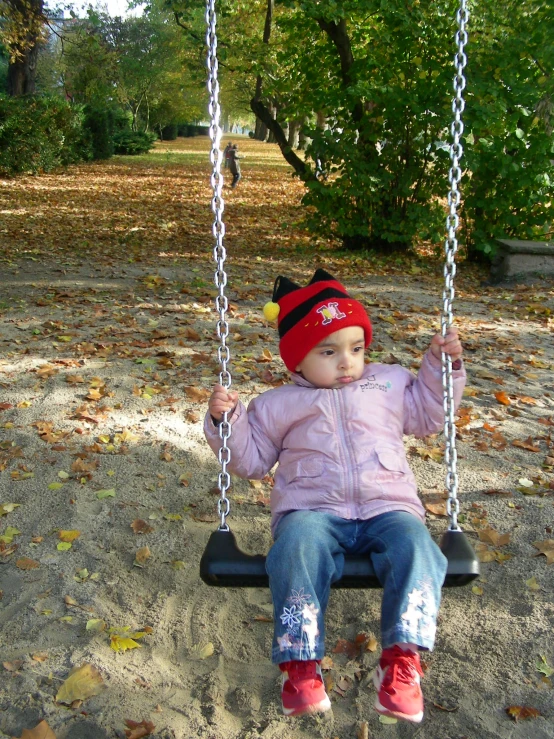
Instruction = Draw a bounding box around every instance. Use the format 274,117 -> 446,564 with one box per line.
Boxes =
206,0 -> 232,531
442,0 -> 469,533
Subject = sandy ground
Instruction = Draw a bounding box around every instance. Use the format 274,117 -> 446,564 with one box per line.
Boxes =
1,252 -> 554,739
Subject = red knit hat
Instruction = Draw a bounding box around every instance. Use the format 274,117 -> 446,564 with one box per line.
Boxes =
263,269 -> 372,372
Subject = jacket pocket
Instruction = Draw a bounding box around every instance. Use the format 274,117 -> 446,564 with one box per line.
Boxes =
374,446 -> 411,475
280,458 -> 324,486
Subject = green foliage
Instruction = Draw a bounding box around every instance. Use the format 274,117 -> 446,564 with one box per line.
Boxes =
160,122 -> 178,140
83,105 -> 115,160
459,0 -> 554,259
0,94 -> 91,177
113,130 -> 157,155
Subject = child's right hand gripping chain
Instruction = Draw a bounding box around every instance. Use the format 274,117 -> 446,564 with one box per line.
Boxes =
208,384 -> 239,422
429,327 -> 463,368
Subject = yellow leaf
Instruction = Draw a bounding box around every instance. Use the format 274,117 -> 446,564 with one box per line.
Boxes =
0,502 -> 20,516
86,619 -> 107,632
48,482 -> 64,491
56,542 -> 72,551
192,642 -> 214,660
56,336 -> 72,342
472,585 -> 483,596
110,635 -> 142,653
58,530 -> 81,543
526,577 -> 540,591
55,663 -> 105,704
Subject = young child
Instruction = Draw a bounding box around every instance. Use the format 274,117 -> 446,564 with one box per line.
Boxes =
204,268 -> 465,723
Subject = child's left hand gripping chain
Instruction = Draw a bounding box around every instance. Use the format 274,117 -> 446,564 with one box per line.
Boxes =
208,384 -> 239,422
430,327 -> 463,362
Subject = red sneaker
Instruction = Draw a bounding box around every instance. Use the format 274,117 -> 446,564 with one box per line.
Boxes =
373,645 -> 424,723
280,660 -> 331,716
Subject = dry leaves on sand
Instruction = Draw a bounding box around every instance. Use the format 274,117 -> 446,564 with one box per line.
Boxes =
55,663 -> 105,704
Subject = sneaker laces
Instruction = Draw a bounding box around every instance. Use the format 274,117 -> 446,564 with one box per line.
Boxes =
383,650 -> 423,689
285,661 -> 319,681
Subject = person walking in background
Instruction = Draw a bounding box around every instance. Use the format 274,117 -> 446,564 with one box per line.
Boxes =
229,144 -> 242,189
223,142 -> 233,169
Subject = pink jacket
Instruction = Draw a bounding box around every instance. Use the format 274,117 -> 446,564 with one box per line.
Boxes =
204,352 -> 466,536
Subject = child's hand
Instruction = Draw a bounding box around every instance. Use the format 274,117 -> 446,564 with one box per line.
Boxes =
430,328 -> 463,362
208,384 -> 238,421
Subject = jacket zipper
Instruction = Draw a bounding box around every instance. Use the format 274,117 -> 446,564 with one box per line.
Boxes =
332,389 -> 358,511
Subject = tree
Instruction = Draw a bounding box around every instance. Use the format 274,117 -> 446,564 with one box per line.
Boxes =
1,0 -> 47,95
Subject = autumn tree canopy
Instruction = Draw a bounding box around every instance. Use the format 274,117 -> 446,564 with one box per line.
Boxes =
1,0 -> 552,256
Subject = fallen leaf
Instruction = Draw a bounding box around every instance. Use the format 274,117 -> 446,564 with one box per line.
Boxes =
191,642 -> 214,660
124,719 -> 155,739
19,720 -> 57,739
506,705 -> 541,722
96,488 -> 116,499
131,519 -> 154,534
495,391 -> 511,406
184,386 -> 211,402
134,546 -> 151,566
55,663 -> 105,704
110,632 -> 144,653
478,528 -> 510,547
533,540 -> 554,564
16,557 -> 40,570
536,655 -> 554,677
58,530 -> 81,543
86,619 -> 107,633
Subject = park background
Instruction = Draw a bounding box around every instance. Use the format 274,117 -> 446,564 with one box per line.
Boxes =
1,1 -> 554,738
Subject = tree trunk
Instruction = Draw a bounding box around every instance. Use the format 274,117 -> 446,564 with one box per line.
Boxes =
255,117 -> 267,141
7,38 -> 40,95
267,103 -> 277,143
288,119 -> 300,149
298,116 -> 309,150
250,98 -> 314,182
252,0 -> 273,141
6,0 -> 45,96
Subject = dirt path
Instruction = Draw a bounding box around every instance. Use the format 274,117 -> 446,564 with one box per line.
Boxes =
1,141 -> 554,739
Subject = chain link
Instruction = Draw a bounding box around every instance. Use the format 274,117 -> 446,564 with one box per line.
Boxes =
206,0 -> 232,531
442,0 -> 469,532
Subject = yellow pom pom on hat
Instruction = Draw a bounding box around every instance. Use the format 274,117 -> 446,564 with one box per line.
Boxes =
268,268 -> 372,372
263,301 -> 280,322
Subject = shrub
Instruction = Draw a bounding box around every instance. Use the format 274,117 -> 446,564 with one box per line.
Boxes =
113,130 -> 157,155
160,122 -> 178,140
83,105 -> 115,160
0,94 -> 91,177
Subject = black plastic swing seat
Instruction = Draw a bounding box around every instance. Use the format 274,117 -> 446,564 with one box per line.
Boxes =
200,527 -> 480,589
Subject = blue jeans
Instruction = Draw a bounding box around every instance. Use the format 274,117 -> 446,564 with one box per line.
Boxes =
266,510 -> 447,664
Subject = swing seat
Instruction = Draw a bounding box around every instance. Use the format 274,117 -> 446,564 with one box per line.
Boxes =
200,527 -> 480,589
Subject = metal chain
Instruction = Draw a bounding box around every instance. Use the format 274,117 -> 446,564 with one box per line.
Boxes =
442,0 -> 469,532
206,0 -> 232,531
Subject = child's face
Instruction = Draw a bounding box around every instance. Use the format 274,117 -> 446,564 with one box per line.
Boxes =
295,326 -> 366,389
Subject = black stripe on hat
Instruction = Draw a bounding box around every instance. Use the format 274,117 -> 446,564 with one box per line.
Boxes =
278,287 -> 349,338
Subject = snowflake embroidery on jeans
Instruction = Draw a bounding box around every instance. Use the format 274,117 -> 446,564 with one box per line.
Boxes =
287,588 -> 311,608
280,605 -> 301,631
